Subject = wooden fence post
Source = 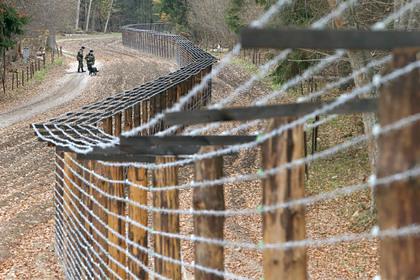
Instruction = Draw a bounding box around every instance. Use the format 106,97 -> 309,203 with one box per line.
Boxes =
262,117 -> 307,280
108,112 -> 127,279
74,157 -> 92,278
90,117 -> 113,276
11,72 -> 14,90
127,167 -> 149,279
81,159 -> 94,278
194,146 -> 225,280
55,150 -> 66,270
376,48 -> 420,279
125,106 -> 149,279
21,70 -> 24,87
153,156 -> 181,280
63,152 -> 83,277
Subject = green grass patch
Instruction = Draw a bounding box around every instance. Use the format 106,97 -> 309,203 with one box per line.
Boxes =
34,68 -> 47,82
231,57 -> 259,74
31,57 -> 64,82
54,58 -> 63,66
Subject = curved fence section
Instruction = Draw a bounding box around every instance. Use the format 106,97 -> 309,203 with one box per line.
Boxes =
33,24 -> 215,144
32,24 -> 216,279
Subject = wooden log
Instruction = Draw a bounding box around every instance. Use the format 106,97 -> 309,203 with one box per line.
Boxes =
376,48 -> 420,279
82,159 -> 96,277
91,117 -> 113,275
193,146 -> 224,280
141,100 -> 149,135
127,167 -> 149,279
133,103 -> 141,128
88,159 -> 106,276
124,106 -> 149,279
153,156 -> 181,280
74,157 -> 93,278
63,152 -> 83,277
124,107 -> 133,132
262,117 -> 307,280
55,150 -> 65,269
108,112 -> 127,279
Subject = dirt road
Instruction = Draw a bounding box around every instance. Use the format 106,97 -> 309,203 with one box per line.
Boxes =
0,34 -> 174,279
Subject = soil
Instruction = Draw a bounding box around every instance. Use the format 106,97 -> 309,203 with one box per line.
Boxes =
0,35 -> 378,280
0,34 -> 175,279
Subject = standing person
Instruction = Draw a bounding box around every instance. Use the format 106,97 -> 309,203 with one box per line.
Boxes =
85,50 -> 98,76
77,46 -> 86,73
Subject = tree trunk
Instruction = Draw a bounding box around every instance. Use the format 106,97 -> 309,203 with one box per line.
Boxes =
47,29 -> 57,50
347,50 -> 379,170
104,0 -> 114,33
75,0 -> 81,30
2,48 -> 6,94
326,0 -> 381,172
85,0 -> 93,32
91,4 -> 97,32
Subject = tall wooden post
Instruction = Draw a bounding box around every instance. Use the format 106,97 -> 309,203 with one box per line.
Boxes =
63,152 -> 83,277
108,112 -> 127,279
90,117 -> 113,276
262,117 -> 307,280
193,147 -> 225,280
133,103 -> 141,128
55,150 -> 66,272
376,48 -> 420,279
124,107 -> 133,132
125,106 -> 149,279
127,167 -> 149,279
153,156 -> 181,280
82,159 -> 94,278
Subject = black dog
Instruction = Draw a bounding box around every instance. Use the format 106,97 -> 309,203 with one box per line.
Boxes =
88,66 -> 99,76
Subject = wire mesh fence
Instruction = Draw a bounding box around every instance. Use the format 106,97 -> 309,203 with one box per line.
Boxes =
32,1 -> 420,279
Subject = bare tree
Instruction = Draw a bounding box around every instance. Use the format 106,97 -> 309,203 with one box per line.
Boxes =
85,0 -> 93,31
187,0 -> 235,46
326,0 -> 415,171
76,0 -> 81,30
104,0 -> 114,33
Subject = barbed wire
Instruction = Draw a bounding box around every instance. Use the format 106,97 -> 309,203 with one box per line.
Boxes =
97,58 -> 420,170
59,113 -> 420,218
54,156 -> 420,279
31,1 -> 420,279
33,0 -> 359,154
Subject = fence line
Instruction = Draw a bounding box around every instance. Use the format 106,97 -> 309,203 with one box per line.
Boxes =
31,1 -> 420,279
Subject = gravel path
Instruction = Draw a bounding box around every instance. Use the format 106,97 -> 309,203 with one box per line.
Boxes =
0,34 -> 175,279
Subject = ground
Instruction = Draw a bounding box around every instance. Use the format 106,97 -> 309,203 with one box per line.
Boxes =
0,34 -> 378,279
0,34 -> 175,279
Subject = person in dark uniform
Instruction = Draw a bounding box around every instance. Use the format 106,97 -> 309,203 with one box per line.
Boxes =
85,50 -> 98,76
77,46 -> 86,73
